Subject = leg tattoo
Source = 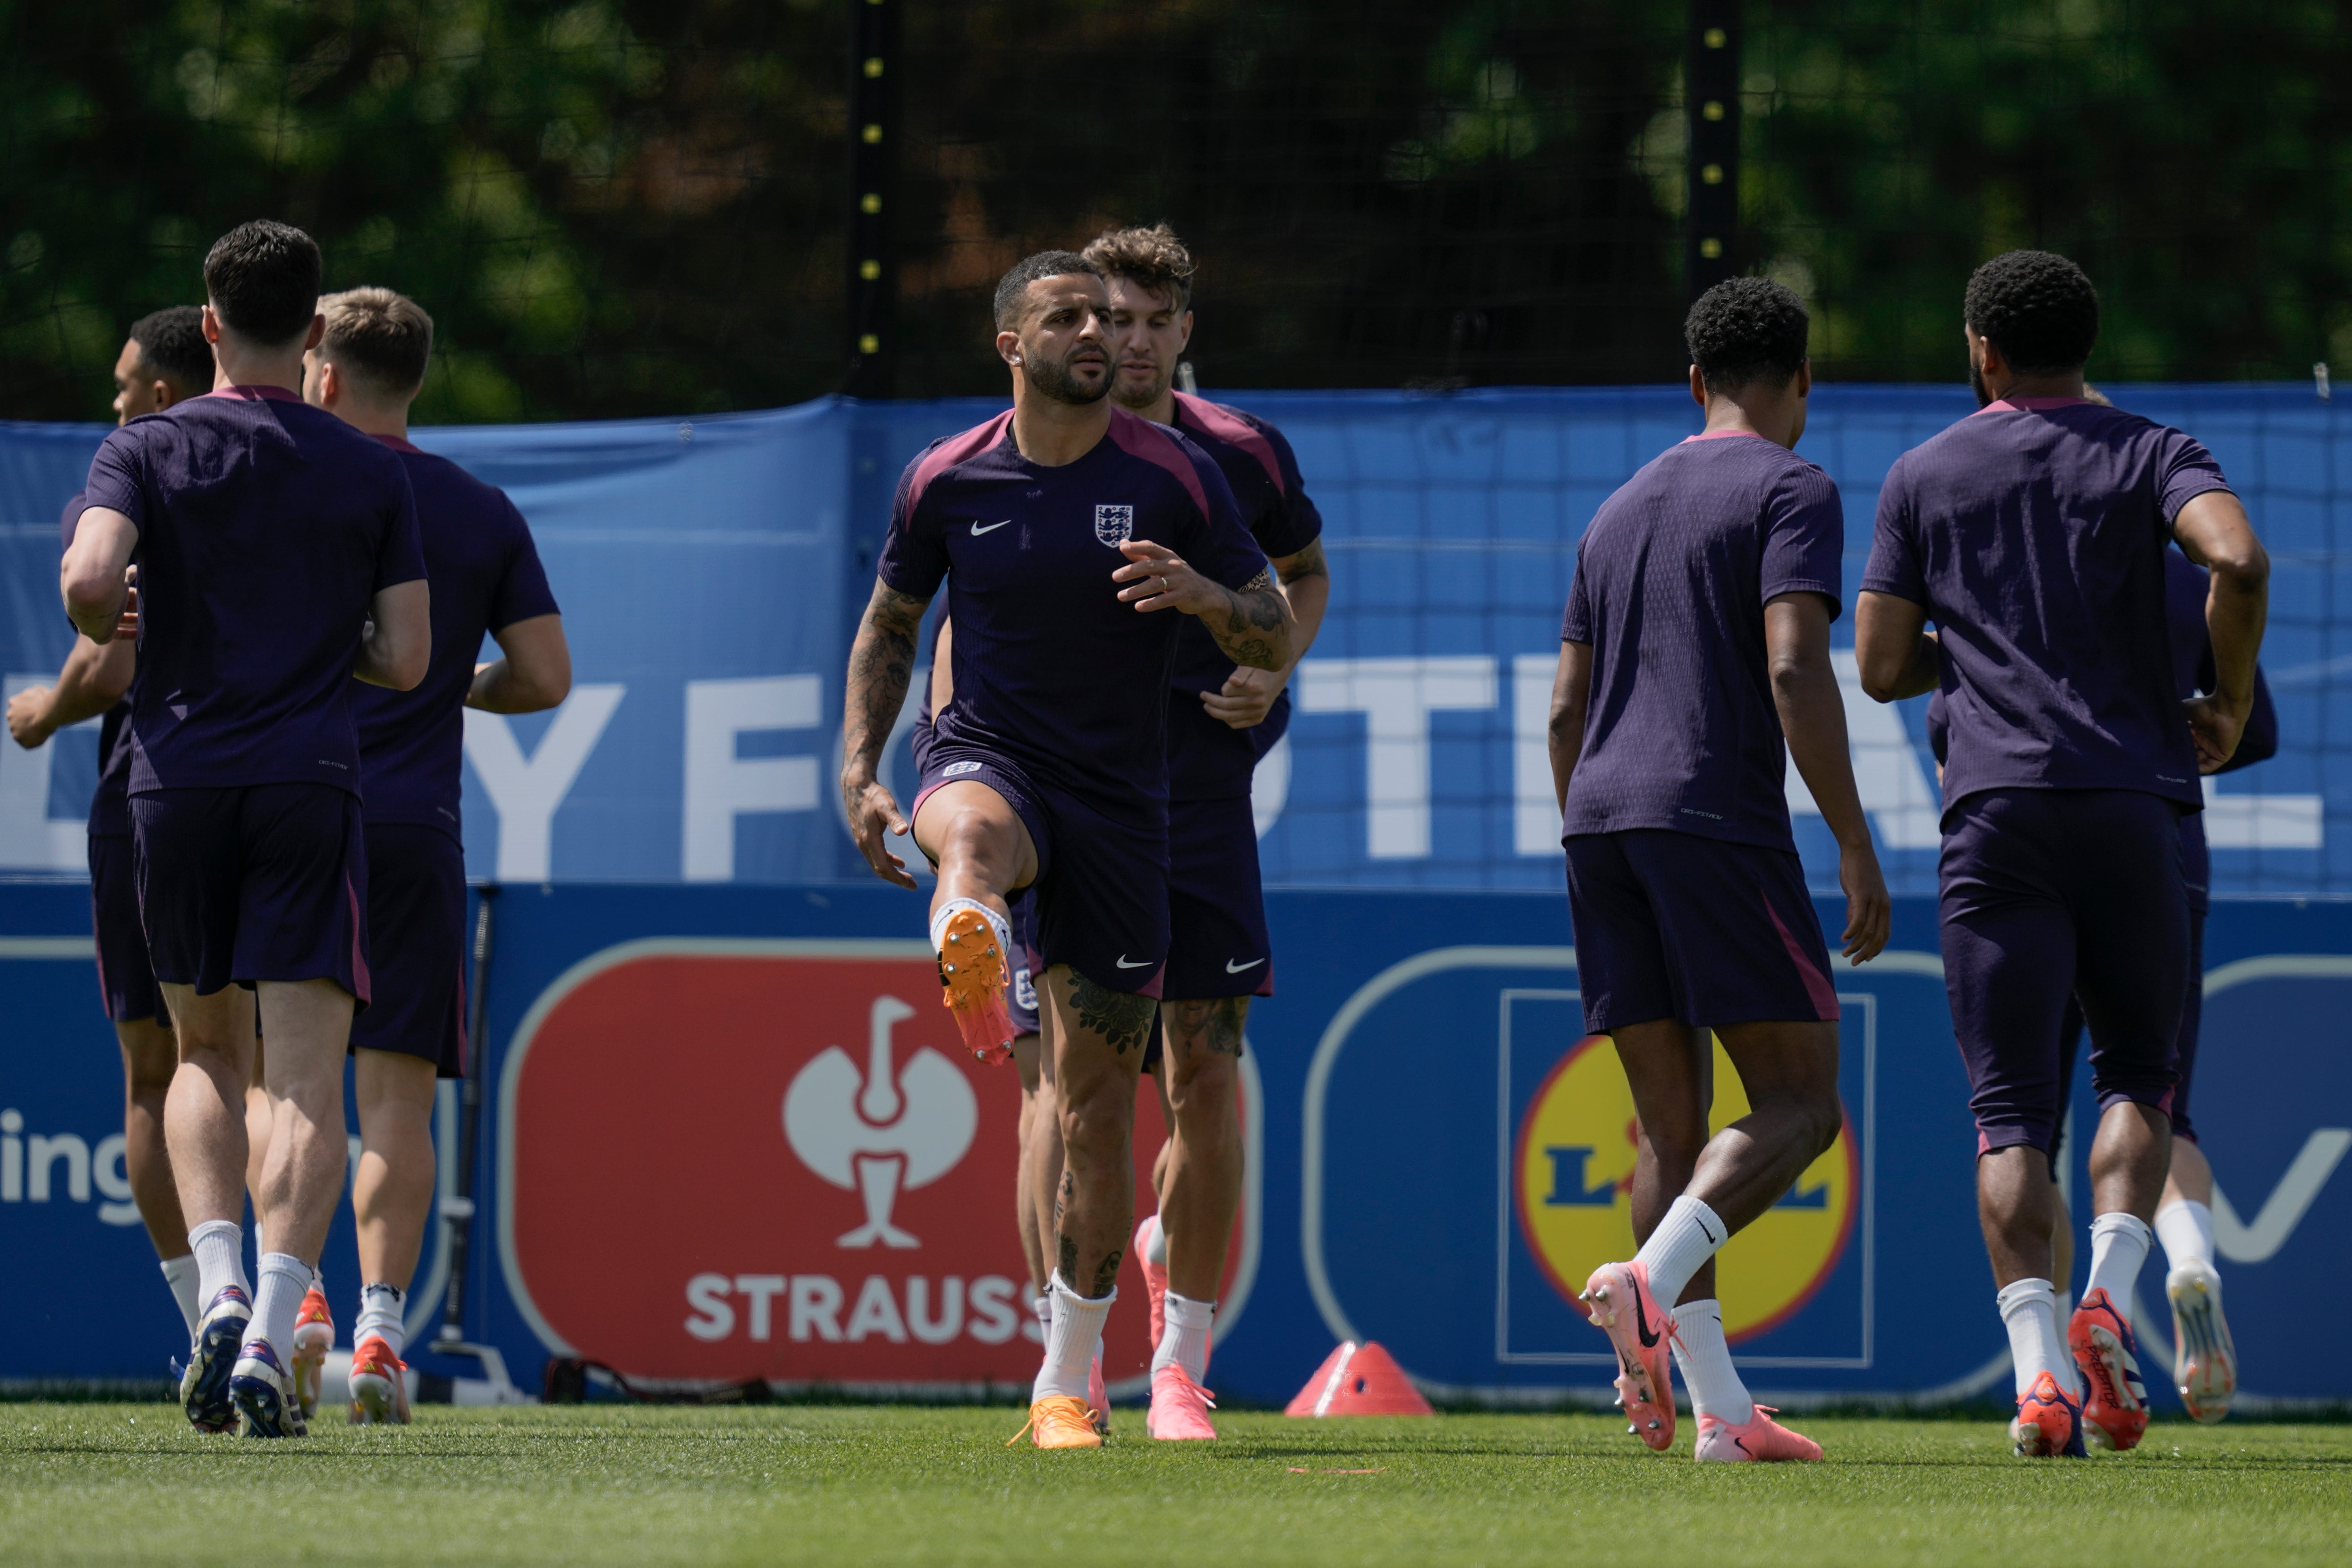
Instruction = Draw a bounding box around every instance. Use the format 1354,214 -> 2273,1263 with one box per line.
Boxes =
1070,973 -> 1156,1055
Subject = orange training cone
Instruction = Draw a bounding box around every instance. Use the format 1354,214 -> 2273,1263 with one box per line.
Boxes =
1283,1341 -> 1434,1417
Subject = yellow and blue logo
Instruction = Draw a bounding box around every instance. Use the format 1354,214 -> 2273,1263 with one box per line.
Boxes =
1514,1033 -> 1856,1341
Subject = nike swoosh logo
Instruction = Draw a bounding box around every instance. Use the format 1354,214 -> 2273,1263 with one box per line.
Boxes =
971,519 -> 1011,535
1114,955 -> 1150,969
1225,957 -> 1266,973
1630,1289 -> 1662,1349
1698,1218 -> 1721,1245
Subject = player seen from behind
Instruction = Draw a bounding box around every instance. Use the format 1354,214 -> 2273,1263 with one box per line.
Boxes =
1854,249 -> 2268,1457
61,220 -> 431,1438
7,305 -> 222,1360
301,286 -> 569,1423
1926,539 -> 2275,1424
1085,222 -> 1330,1441
838,250 -> 1291,1449
1551,276 -> 1890,1462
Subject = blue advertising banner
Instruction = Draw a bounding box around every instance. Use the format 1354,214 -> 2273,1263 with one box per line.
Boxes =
3,386 -> 2343,898
3,882 -> 2345,1409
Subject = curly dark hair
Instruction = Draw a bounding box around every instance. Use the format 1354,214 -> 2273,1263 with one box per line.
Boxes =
1964,249 -> 2099,374
992,250 -> 1103,331
125,306 -> 212,395
1082,223 -> 1195,312
1684,276 -> 1809,391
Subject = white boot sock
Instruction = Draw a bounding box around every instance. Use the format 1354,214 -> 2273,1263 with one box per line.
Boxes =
1154,1291 -> 1214,1384
1997,1277 -> 2072,1398
252,1253 -> 312,1361
2155,1200 -> 2215,1274
930,897 -> 1011,960
1633,1195 -> 1728,1308
1667,1300 -> 1754,1425
1027,1292 -> 1052,1346
355,1282 -> 407,1360
2084,1212 -> 2153,1307
1031,1272 -> 1114,1403
189,1220 -> 247,1307
160,1254 -> 202,1338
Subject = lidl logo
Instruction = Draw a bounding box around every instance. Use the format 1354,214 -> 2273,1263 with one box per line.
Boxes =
1514,1033 -> 1856,1341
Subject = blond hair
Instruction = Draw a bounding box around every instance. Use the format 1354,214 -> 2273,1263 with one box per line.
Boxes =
317,286 -> 433,396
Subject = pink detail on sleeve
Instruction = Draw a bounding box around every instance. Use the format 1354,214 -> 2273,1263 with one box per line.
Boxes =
906,410 -> 1015,515
1680,427 -> 1773,443
1173,392 -> 1285,494
1105,407 -> 1211,522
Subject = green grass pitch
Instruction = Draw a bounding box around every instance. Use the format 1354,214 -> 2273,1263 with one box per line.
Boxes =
0,1405 -> 2346,1565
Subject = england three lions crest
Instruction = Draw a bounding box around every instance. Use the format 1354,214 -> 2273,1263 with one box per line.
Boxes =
1094,505 -> 1134,547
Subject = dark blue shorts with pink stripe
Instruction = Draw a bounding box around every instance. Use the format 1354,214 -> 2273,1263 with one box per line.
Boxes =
1564,829 -> 1839,1034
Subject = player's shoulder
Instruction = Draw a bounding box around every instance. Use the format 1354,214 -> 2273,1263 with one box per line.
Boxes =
903,409 -> 1016,504
1173,390 -> 1296,488
390,440 -> 507,507
1107,406 -> 1229,525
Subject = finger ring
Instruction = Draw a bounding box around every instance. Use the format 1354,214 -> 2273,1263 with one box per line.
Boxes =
1156,575 -> 1168,593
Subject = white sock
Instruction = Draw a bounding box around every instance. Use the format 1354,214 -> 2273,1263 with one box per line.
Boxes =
2084,1212 -> 2153,1307
1667,1300 -> 1753,1425
160,1254 -> 202,1339
1154,1290 -> 1214,1384
1027,1292 -> 1052,1346
252,1252 -> 312,1362
1142,1212 -> 1168,1266
1031,1272 -> 1114,1403
356,1282 -> 407,1360
189,1219 -> 248,1308
1997,1277 -> 2074,1398
1633,1195 -> 1728,1309
930,897 -> 1012,962
2054,1289 -> 2072,1322
2155,1199 -> 2215,1274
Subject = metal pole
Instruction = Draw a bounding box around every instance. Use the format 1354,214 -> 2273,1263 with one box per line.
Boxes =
845,0 -> 901,397
1685,1 -> 1742,301
435,883 -> 498,1349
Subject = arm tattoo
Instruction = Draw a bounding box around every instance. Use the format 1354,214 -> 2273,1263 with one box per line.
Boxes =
840,581 -> 929,788
1274,538 -> 1328,585
1070,972 -> 1157,1054
1207,567 -> 1291,670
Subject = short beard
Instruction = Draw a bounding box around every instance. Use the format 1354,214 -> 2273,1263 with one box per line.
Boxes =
1112,366 -> 1170,412
1967,356 -> 1992,407
1024,349 -> 1109,407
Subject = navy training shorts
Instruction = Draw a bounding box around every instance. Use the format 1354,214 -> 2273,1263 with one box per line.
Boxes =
2052,904 -> 2206,1173
346,823 -> 466,1077
1162,793 -> 1274,1002
1564,829 -> 1840,1033
132,784 -> 371,1008
1938,788 -> 2188,1161
87,832 -> 168,1027
913,749 -> 1169,998
1007,889 -> 1041,1036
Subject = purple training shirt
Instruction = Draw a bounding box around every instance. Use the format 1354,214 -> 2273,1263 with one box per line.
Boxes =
1862,396 -> 2232,818
81,386 -> 426,797
1164,391 -> 1324,800
1560,429 -> 1844,852
351,437 -> 559,840
876,405 -> 1266,816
